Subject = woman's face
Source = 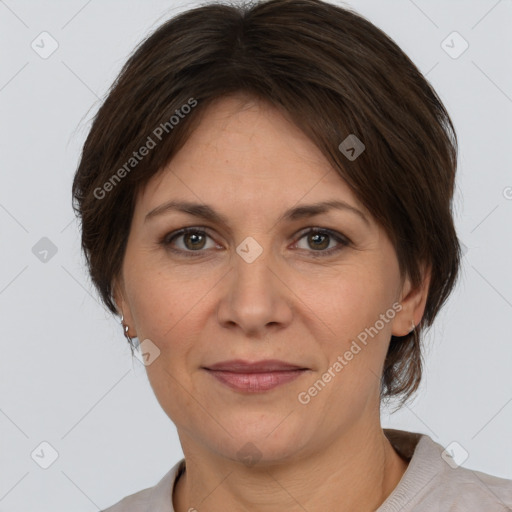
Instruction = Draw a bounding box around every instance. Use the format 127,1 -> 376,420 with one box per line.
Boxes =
116,95 -> 427,464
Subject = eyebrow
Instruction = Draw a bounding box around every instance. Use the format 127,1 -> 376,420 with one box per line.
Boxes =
144,199 -> 370,227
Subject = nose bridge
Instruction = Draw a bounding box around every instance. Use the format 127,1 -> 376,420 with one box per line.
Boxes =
216,234 -> 292,335
233,235 -> 276,308
235,237 -> 273,292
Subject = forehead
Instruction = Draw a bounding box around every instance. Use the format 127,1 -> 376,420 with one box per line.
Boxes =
136,95 -> 367,218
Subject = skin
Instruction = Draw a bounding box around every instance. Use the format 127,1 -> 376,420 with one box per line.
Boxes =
114,94 -> 431,512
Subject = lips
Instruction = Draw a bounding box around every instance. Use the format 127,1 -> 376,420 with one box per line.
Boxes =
203,359 -> 309,392
204,359 -> 308,372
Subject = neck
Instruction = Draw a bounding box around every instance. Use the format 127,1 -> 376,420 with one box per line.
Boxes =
173,424 -> 409,512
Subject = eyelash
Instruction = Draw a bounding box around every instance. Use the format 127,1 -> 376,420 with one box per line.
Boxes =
159,226 -> 351,258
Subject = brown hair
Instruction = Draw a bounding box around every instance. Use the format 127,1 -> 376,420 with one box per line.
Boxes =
72,0 -> 461,406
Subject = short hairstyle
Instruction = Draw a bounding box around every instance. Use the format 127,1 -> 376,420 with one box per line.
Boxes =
72,0 -> 462,406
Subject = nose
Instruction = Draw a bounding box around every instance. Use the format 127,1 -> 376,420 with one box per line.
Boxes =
216,243 -> 293,339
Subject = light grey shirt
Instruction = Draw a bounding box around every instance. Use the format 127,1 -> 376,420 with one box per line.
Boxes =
102,429 -> 512,511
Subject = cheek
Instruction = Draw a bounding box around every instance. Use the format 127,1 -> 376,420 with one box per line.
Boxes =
295,263 -> 398,397
125,260 -> 220,344
299,263 -> 395,338
129,268 -> 213,423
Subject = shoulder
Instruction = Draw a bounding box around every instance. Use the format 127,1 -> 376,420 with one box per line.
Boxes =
101,459 -> 185,512
381,429 -> 512,512
432,464 -> 512,510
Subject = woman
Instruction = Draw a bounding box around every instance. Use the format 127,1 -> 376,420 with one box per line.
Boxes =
72,0 -> 512,510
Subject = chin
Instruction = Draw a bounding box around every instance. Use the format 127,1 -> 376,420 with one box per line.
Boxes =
210,413 -> 313,466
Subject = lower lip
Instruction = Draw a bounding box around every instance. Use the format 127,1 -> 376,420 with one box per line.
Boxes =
205,369 -> 306,392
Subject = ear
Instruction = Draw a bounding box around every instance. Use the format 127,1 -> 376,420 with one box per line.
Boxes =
112,275 -> 137,337
391,263 -> 431,337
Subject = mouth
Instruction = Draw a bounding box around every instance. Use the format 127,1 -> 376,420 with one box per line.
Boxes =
202,359 -> 310,393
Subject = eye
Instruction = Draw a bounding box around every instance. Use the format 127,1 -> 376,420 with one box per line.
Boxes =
160,226 -> 350,258
293,228 -> 350,256
160,227 -> 218,256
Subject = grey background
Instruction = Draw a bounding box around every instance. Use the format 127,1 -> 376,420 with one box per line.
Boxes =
1,0 -> 511,510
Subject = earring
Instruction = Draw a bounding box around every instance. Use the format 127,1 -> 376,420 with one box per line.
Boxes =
120,314 -> 134,345
409,321 -> 415,333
